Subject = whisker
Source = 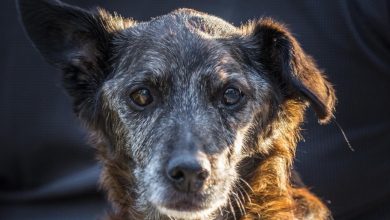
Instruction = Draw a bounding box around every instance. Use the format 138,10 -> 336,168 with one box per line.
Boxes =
228,197 -> 237,220
237,182 -> 252,204
237,188 -> 246,214
232,192 -> 245,216
239,177 -> 254,193
218,206 -> 224,217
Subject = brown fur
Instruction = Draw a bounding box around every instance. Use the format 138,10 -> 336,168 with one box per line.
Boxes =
241,100 -> 330,220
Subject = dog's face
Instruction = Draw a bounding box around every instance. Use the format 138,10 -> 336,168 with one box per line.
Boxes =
19,1 -> 335,219
100,15 -> 275,218
99,13 -> 275,218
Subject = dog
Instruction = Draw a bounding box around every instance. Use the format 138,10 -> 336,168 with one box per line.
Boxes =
18,0 -> 335,219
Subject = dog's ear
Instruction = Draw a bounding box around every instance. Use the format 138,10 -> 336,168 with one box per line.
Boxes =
241,18 -> 336,124
18,0 -> 134,121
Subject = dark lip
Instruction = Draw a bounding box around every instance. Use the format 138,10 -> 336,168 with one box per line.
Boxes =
158,192 -> 209,212
163,201 -> 205,212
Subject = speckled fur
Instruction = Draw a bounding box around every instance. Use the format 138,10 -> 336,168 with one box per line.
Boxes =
19,1 -> 334,219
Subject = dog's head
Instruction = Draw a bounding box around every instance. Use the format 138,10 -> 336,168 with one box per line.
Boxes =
19,1 -> 335,219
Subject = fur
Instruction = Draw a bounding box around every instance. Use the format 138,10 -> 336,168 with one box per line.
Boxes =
19,1 -> 335,219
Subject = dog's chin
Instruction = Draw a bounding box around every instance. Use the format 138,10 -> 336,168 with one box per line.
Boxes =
156,205 -> 218,220
151,192 -> 227,220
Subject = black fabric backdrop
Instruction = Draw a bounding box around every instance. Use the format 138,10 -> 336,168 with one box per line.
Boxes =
0,0 -> 389,219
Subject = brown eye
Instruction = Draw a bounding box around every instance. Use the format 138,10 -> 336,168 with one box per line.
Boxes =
223,87 -> 242,106
130,88 -> 153,107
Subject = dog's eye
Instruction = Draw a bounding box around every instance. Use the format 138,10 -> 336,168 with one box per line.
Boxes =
130,88 -> 153,107
223,87 -> 242,106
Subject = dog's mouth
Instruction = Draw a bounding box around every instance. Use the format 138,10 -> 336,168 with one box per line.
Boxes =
158,192 -> 208,210
157,205 -> 217,220
155,195 -> 220,219
152,190 -> 227,219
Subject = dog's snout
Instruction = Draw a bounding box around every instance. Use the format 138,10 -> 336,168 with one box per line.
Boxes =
166,153 -> 210,193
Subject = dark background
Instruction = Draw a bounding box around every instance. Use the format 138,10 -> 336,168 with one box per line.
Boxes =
1,0 -> 389,219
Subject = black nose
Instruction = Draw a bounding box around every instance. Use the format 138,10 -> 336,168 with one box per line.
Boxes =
166,154 -> 210,193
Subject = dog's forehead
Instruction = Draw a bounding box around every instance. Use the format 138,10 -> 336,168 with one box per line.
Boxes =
113,10 -> 243,81
144,9 -> 239,38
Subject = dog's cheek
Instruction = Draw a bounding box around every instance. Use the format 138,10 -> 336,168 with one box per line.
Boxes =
223,100 -> 260,157
130,111 -> 173,166
207,150 -> 238,210
137,150 -> 169,206
124,111 -> 175,206
231,123 -> 253,161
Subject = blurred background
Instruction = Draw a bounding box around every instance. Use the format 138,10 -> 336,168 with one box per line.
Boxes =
0,0 -> 389,219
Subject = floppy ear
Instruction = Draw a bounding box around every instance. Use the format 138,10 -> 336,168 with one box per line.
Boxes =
242,18 -> 336,124
18,0 -> 134,121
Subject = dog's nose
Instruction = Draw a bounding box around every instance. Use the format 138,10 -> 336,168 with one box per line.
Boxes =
166,153 -> 210,193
